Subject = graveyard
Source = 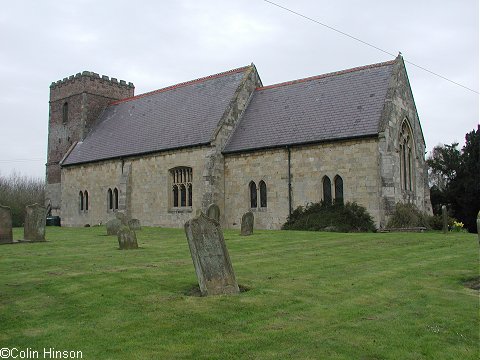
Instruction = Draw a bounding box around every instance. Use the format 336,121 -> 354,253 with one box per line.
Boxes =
1,225 -> 478,359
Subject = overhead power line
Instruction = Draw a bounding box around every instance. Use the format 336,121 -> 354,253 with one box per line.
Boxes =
262,0 -> 479,95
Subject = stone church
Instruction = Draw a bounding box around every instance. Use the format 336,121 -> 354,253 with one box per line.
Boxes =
45,55 -> 432,229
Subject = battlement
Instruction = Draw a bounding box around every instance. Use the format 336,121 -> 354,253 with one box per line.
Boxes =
50,71 -> 134,89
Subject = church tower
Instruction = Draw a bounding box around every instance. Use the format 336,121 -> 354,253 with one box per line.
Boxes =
46,72 -> 134,216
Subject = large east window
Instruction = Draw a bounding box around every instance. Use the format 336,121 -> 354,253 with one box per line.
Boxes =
399,120 -> 414,191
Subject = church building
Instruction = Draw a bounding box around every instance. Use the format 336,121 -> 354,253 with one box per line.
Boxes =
45,55 -> 432,229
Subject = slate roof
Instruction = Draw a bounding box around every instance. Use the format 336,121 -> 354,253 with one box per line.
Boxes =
223,60 -> 395,153
62,66 -> 251,165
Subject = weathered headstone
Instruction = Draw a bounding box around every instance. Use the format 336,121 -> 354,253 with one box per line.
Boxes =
477,210 -> 480,245
240,211 -> 254,236
442,205 -> 448,234
0,205 -> 13,244
184,212 -> 239,296
106,218 -> 122,236
117,225 -> 138,250
128,218 -> 141,231
207,203 -> 220,222
115,211 -> 128,225
24,203 -> 46,242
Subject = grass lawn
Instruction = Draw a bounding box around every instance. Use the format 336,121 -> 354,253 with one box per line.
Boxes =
1,227 -> 478,359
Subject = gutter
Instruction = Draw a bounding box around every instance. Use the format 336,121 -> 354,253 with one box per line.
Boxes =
287,146 -> 292,217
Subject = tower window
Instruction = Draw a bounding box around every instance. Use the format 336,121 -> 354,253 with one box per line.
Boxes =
62,102 -> 68,124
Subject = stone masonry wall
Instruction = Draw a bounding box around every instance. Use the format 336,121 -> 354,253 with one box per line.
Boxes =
61,146 -> 211,227
224,138 -> 381,230
377,56 -> 432,227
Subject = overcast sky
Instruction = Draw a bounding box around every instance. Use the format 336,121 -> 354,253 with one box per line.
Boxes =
0,0 -> 478,179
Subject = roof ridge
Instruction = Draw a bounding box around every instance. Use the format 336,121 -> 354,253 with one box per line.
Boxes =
109,65 -> 252,106
256,59 -> 396,91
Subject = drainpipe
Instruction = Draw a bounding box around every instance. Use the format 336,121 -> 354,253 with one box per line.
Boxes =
287,146 -> 292,217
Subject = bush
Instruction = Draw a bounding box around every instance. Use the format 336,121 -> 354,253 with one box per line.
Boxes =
428,214 -> 455,231
386,203 -> 430,229
282,201 -> 376,232
0,172 -> 45,227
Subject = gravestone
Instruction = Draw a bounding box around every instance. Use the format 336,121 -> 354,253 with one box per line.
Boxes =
128,218 -> 141,231
184,212 -> 239,296
115,211 -> 128,225
207,203 -> 220,222
106,218 -> 122,236
0,205 -> 13,244
442,205 -> 448,234
24,203 -> 46,242
117,225 -> 138,249
240,211 -> 254,236
477,210 -> 479,244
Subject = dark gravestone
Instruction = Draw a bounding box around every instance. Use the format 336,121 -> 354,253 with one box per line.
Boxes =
442,205 -> 448,234
0,205 -> 13,244
106,218 -> 122,236
128,218 -> 141,231
117,225 -> 138,250
240,211 -> 254,236
24,204 -> 46,242
207,204 -> 220,222
184,212 -> 239,296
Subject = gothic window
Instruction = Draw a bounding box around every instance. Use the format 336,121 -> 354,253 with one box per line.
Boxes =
334,175 -> 343,204
84,190 -> 89,211
399,120 -> 414,191
79,191 -> 84,211
249,181 -> 257,208
107,188 -> 113,211
170,167 -> 192,208
259,180 -> 267,208
113,188 -> 119,210
323,176 -> 332,205
62,102 -> 68,124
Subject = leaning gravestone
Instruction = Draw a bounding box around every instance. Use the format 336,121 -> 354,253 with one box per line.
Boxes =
240,211 -> 254,236
207,203 -> 220,222
24,203 -> 46,242
106,218 -> 122,236
128,218 -> 141,231
184,212 -> 239,296
442,205 -> 448,234
117,225 -> 138,250
0,205 -> 13,244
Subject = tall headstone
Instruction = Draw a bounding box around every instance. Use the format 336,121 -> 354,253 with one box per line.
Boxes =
117,225 -> 138,250
115,211 -> 128,225
0,205 -> 13,244
240,211 -> 254,236
24,204 -> 46,242
184,212 -> 239,296
442,205 -> 448,234
207,203 -> 220,222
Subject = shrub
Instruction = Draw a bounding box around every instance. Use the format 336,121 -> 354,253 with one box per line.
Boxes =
0,172 -> 45,227
386,203 -> 430,229
428,214 -> 455,230
282,201 -> 376,232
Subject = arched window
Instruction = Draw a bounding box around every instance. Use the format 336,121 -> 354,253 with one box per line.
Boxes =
259,180 -> 267,208
170,167 -> 192,208
249,181 -> 257,208
107,188 -> 113,211
113,188 -> 119,210
399,120 -> 414,191
79,191 -> 84,211
334,176 -> 343,204
84,191 -> 89,211
323,176 -> 332,205
62,102 -> 68,124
